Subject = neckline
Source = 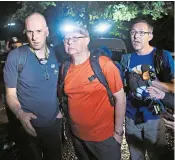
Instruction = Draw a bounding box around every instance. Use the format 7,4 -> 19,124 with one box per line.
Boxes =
70,58 -> 89,68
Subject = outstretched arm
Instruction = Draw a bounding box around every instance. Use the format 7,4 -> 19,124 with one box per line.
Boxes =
151,79 -> 174,93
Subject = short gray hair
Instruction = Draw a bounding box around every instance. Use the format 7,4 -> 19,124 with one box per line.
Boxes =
132,19 -> 154,33
65,24 -> 89,37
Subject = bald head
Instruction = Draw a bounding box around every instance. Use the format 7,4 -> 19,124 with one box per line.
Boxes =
25,13 -> 49,50
25,13 -> 47,28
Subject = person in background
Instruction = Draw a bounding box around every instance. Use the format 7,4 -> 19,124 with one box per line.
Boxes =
1,37 -> 23,150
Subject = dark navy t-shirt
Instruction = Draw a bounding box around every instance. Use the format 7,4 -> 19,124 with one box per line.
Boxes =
125,48 -> 174,122
4,45 -> 60,127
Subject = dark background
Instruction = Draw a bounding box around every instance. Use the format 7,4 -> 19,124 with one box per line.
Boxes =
0,1 -> 174,52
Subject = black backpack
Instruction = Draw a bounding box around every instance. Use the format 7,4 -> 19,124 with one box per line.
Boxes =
59,48 -> 123,107
153,49 -> 172,82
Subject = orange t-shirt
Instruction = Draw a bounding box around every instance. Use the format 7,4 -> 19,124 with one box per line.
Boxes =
64,56 -> 123,141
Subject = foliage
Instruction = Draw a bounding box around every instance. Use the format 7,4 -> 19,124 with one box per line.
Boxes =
10,1 -> 56,21
10,1 -> 174,39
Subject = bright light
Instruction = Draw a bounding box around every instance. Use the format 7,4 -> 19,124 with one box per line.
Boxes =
59,20 -> 78,35
62,24 -> 75,32
8,23 -> 15,26
95,23 -> 111,33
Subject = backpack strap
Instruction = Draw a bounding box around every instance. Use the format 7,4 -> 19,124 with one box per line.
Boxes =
153,49 -> 171,82
154,49 -> 163,77
120,53 -> 131,87
58,60 -> 71,116
120,53 -> 131,72
90,50 -> 115,107
17,45 -> 29,76
59,61 -> 71,86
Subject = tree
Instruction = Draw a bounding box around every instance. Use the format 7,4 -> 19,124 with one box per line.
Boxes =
10,1 -> 174,36
9,1 -> 174,51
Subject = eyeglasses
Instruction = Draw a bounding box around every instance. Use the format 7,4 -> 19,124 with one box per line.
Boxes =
63,36 -> 88,43
130,30 -> 151,36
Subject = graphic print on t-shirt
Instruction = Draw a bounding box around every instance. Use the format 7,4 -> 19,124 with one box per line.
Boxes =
128,64 -> 156,101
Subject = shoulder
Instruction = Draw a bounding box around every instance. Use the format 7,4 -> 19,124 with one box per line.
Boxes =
121,53 -> 132,60
6,48 -> 19,62
162,49 -> 173,58
7,45 -> 29,61
159,49 -> 174,63
48,46 -> 55,53
98,56 -> 113,67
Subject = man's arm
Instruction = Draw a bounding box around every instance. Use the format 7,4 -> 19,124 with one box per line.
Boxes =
6,87 -> 37,137
6,87 -> 23,116
152,79 -> 174,93
113,88 -> 126,144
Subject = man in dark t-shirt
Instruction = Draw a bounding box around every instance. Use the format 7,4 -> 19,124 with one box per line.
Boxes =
3,13 -> 62,160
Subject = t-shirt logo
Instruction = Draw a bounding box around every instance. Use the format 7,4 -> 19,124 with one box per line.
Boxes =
54,70 -> 58,74
128,64 -> 156,100
51,64 -> 55,68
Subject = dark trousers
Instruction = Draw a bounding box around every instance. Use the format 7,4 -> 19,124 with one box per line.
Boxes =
73,135 -> 121,160
5,105 -> 19,142
15,118 -> 62,160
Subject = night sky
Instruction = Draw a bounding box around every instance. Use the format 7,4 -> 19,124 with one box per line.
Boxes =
0,1 -> 21,40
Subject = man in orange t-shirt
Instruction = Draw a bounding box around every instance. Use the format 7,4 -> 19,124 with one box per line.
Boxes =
63,24 -> 126,160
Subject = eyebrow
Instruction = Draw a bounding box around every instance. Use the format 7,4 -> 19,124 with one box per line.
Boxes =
26,29 -> 43,32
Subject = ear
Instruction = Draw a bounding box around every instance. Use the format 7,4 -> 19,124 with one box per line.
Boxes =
46,27 -> 49,37
85,37 -> 90,46
148,33 -> 153,41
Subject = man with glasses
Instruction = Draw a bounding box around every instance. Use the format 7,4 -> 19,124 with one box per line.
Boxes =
62,24 -> 126,160
3,13 -> 62,160
120,20 -> 174,160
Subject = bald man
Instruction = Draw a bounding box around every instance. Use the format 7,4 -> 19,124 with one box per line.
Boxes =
3,13 -> 62,160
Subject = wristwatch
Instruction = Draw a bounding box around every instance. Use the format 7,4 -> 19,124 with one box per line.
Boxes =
115,130 -> 124,136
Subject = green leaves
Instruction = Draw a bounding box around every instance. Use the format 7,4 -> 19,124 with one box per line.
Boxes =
10,1 -> 174,39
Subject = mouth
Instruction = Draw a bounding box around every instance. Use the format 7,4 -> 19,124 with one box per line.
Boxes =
134,40 -> 140,43
33,42 -> 40,45
68,48 -> 75,51
133,41 -> 140,45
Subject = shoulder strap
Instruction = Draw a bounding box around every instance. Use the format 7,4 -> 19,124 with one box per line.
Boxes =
154,48 -> 163,76
154,49 -> 171,82
120,53 -> 131,71
17,45 -> 29,76
120,54 -> 131,87
90,51 -> 115,106
60,61 -> 71,85
58,61 -> 71,114
58,60 -> 71,97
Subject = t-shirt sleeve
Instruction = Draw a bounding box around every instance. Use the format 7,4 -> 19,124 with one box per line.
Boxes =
3,49 -> 18,88
99,56 -> 123,94
164,50 -> 174,80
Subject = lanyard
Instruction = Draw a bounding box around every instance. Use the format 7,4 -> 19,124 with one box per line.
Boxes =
30,46 -> 49,65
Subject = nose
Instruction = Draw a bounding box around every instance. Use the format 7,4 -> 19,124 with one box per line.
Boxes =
32,32 -> 38,41
67,38 -> 74,45
133,31 -> 140,39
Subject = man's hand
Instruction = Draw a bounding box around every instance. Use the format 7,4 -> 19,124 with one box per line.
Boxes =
147,86 -> 165,99
151,80 -> 174,93
113,132 -> 123,145
17,110 -> 37,137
